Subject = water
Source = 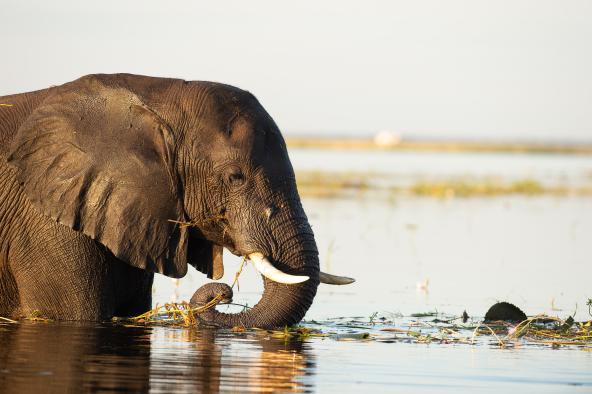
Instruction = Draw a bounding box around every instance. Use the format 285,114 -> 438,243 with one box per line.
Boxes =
2,150 -> 592,392
1,321 -> 591,393
290,149 -> 592,187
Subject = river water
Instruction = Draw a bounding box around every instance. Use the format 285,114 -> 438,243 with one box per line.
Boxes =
1,149 -> 592,392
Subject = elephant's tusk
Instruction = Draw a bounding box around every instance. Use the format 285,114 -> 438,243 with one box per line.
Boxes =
319,271 -> 356,285
248,253 -> 309,284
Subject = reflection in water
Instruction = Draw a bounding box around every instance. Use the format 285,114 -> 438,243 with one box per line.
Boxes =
247,343 -> 309,393
148,327 -> 311,393
0,321 -> 151,393
0,322 -> 314,393
226,337 -> 310,393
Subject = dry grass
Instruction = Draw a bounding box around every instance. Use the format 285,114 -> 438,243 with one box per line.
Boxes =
505,315 -> 592,345
168,214 -> 227,228
116,257 -> 249,327
119,295 -> 225,326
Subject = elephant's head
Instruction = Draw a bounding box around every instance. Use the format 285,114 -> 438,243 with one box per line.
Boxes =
8,74 -> 353,328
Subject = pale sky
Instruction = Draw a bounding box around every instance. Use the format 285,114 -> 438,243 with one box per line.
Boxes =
1,1 -> 591,142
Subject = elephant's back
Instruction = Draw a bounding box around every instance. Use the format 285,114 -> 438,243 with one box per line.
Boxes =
0,88 -> 52,158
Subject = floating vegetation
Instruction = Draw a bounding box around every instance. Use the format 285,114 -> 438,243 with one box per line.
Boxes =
315,310 -> 592,349
108,289 -> 592,350
255,326 -> 328,341
474,315 -> 592,348
0,310 -> 53,323
4,306 -> 591,350
410,311 -> 439,318
178,308 -> 589,349
24,310 -> 53,322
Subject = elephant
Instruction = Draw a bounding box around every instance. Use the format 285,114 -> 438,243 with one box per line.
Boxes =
0,73 -> 354,328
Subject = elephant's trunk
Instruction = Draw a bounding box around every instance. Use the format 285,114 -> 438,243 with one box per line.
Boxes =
192,216 -> 320,328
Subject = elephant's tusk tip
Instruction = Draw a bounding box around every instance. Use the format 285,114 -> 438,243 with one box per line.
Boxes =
319,271 -> 356,285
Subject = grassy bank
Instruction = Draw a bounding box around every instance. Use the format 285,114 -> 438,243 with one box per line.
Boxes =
295,170 -> 592,199
287,137 -> 592,155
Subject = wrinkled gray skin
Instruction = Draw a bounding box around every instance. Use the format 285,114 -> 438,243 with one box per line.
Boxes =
0,74 -> 319,328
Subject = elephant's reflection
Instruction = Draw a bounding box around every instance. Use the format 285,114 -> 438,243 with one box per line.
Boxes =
0,322 -> 314,393
239,336 -> 312,393
0,321 -> 151,393
150,328 -> 314,393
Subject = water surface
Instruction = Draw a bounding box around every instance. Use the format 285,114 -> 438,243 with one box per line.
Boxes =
2,150 -> 592,392
1,320 -> 591,393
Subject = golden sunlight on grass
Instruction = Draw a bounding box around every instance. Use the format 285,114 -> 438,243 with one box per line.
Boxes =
409,179 -> 546,198
294,170 -> 590,199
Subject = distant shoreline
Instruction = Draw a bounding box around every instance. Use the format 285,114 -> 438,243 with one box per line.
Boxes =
286,137 -> 592,155
294,170 -> 592,199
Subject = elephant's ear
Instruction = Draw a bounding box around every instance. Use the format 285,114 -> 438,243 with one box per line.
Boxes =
8,83 -> 189,278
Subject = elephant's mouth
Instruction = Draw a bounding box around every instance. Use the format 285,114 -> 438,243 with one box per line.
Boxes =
188,223 -> 356,286
214,243 -> 355,286
208,227 -> 311,284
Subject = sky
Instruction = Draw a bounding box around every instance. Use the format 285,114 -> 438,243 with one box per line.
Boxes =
1,0 -> 591,142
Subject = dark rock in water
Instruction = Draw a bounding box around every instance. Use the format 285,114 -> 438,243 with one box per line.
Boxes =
484,302 -> 527,322
462,310 -> 469,323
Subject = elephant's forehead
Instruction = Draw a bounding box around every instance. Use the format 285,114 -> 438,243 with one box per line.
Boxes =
204,112 -> 279,155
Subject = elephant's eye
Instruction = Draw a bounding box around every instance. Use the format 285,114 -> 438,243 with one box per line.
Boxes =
226,168 -> 245,187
